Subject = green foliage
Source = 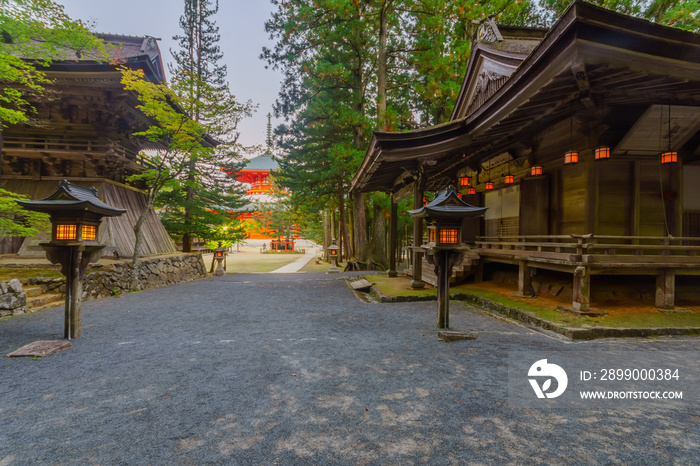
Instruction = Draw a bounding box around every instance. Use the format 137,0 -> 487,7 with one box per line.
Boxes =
539,0 -> 699,31
204,239 -> 233,250
0,188 -> 49,237
0,0 -> 106,126
654,0 -> 700,31
255,181 -> 299,240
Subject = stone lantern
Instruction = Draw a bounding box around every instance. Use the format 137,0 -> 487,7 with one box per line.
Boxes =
16,180 -> 126,339
327,238 -> 340,273
213,241 -> 226,276
409,185 -> 487,329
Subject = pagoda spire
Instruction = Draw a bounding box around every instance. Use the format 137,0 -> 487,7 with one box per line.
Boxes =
266,113 -> 272,155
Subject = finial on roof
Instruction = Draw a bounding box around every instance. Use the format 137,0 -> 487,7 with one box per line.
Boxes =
266,113 -> 273,155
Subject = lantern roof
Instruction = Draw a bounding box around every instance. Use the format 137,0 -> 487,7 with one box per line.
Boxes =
408,186 -> 488,219
16,180 -> 127,217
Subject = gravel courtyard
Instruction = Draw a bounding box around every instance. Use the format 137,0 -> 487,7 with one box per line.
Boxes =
1,272 -> 698,464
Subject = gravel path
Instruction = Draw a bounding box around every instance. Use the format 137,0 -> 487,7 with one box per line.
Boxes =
1,272 -> 698,464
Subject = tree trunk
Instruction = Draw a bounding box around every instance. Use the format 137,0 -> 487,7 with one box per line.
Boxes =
352,191 -> 368,261
338,186 -> 351,260
0,125 -> 3,184
323,210 -> 331,261
370,200 -> 388,269
377,1 -> 389,130
183,159 -> 195,252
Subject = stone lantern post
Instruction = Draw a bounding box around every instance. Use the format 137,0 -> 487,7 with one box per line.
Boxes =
409,185 -> 487,329
213,241 -> 226,276
17,180 -> 126,339
327,238 -> 340,273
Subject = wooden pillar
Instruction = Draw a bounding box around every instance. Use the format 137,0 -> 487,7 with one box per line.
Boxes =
411,176 -> 425,289
517,260 -> 531,297
388,193 -> 398,277
633,160 -> 640,237
671,160 -> 683,236
572,266 -> 590,312
584,154 -> 599,234
473,260 -> 483,283
655,268 -> 675,309
436,250 -> 449,329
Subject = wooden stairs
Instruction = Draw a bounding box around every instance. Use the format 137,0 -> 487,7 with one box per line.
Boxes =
418,252 -> 481,287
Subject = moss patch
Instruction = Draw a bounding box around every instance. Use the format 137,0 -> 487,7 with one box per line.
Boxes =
300,259 -> 338,273
366,274 -> 700,330
463,282 -> 700,329
0,267 -> 62,282
366,274 -> 436,298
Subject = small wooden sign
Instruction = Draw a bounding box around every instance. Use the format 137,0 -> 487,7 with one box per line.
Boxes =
6,340 -> 72,358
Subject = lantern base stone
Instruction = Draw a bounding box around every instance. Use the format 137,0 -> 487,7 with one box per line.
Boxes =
437,331 -> 477,342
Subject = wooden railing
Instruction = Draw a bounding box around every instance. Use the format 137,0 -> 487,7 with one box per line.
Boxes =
2,137 -> 155,170
475,235 -> 700,268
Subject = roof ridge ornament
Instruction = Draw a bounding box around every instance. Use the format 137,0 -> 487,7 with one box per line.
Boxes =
476,17 -> 503,43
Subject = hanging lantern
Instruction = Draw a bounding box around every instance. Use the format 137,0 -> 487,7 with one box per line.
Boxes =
660,105 -> 677,164
564,151 -> 579,164
530,166 -> 543,176
594,147 -> 610,160
485,181 -> 494,191
467,187 -> 476,195
504,174 -> 514,184
459,176 -> 471,187
564,105 -> 579,165
661,151 -> 678,164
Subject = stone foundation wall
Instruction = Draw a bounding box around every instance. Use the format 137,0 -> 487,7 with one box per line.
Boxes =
0,279 -> 27,317
27,253 -> 207,303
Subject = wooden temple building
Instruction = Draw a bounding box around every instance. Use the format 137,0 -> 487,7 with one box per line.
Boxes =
1,34 -> 179,257
350,1 -> 700,311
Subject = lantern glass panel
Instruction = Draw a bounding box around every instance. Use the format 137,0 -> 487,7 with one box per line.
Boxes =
564,151 -> 579,164
439,228 -> 459,244
661,151 -> 677,164
594,147 -> 610,160
81,225 -> 97,241
467,187 -> 476,195
459,177 -> 471,186
55,224 -> 77,240
429,228 -> 436,243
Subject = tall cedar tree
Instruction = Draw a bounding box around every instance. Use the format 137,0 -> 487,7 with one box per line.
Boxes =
168,0 -> 255,251
120,68 -> 212,290
263,0 -> 539,264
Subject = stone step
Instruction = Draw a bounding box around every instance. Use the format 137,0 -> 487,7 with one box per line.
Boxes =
27,293 -> 63,309
24,286 -> 43,297
32,299 -> 65,313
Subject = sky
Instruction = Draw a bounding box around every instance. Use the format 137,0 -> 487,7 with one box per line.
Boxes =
59,0 -> 284,156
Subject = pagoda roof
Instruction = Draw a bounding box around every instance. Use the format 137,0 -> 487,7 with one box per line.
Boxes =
408,187 -> 488,219
17,180 -> 127,217
241,154 -> 278,172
